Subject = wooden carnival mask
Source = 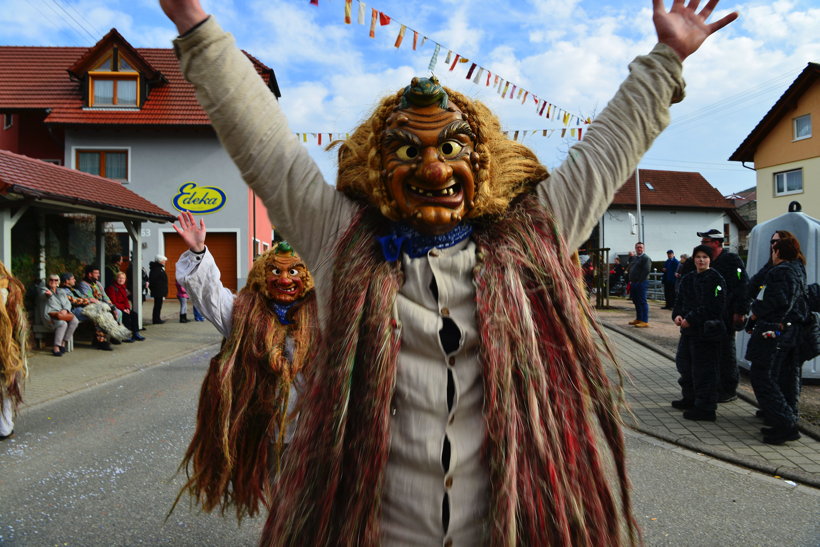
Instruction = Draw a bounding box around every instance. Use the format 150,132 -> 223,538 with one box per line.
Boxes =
260,242 -> 313,305
381,77 -> 478,235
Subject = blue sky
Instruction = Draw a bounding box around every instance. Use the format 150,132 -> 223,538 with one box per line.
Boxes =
2,0 -> 819,195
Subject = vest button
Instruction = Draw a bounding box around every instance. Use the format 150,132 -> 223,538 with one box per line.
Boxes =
448,356 -> 455,366
441,307 -> 450,316
445,475 -> 453,488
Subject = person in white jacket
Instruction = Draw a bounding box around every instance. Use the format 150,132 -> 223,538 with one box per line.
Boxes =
173,211 -> 318,521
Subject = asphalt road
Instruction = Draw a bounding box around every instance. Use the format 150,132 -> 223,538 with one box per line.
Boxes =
1,349 -> 818,546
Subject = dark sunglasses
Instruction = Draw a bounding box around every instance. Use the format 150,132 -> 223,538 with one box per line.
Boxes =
770,239 -> 779,245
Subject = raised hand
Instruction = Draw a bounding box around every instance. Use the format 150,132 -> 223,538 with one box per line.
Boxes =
653,0 -> 738,61
173,210 -> 207,253
159,0 -> 208,35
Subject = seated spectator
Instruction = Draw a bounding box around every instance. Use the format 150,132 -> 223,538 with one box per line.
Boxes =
77,265 -> 122,323
77,265 -> 128,345
106,272 -> 145,342
58,272 -> 113,351
40,274 -> 80,356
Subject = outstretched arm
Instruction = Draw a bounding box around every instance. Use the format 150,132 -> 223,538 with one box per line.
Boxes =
159,0 -> 207,35
653,0 -> 738,61
173,211 -> 206,253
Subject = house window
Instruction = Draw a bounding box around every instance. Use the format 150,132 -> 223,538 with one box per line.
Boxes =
76,149 -> 128,180
774,169 -> 803,196
3,114 -> 11,130
723,223 -> 730,245
88,51 -> 139,107
794,114 -> 811,141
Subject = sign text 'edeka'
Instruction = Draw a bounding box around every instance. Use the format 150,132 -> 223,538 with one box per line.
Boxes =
172,182 -> 227,214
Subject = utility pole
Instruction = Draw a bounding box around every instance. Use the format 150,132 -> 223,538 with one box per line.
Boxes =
635,167 -> 643,242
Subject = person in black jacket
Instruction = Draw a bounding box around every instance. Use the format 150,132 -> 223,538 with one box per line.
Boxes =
745,231 -> 808,445
680,229 -> 750,402
671,244 -> 726,421
148,255 -> 169,325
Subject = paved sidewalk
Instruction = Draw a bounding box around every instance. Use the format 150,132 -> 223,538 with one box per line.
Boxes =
603,322 -> 820,488
20,306 -> 221,408
14,301 -> 820,489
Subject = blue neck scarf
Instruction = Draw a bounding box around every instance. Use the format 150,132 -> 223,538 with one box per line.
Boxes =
376,222 -> 473,261
272,302 -> 296,325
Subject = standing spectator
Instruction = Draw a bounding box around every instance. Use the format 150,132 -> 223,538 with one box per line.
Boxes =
681,229 -> 750,402
609,257 -> 626,296
41,274 -> 80,356
745,231 -> 809,444
149,255 -> 169,324
106,254 -> 124,287
106,272 -> 146,342
176,280 -> 190,323
192,305 -> 205,322
671,245 -> 726,421
625,250 -> 636,296
628,242 -> 651,327
662,249 -> 679,309
0,260 -> 27,441
675,253 -> 689,293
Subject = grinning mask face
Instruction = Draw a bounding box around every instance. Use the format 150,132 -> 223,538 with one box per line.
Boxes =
380,77 -> 477,235
264,243 -> 312,304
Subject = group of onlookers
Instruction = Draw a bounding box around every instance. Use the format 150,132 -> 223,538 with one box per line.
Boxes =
669,228 -> 815,445
36,253 -> 205,356
39,265 -> 144,355
608,228 -> 816,445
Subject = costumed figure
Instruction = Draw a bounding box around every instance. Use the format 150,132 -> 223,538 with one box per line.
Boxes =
161,0 -> 737,544
0,261 -> 28,440
173,211 -> 318,520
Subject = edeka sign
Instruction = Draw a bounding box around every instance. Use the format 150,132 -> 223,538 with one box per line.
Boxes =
172,182 -> 227,214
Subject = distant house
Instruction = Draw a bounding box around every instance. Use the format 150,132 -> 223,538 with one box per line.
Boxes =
0,28 -> 281,294
587,169 -> 748,261
729,62 -> 819,222
726,187 -> 757,249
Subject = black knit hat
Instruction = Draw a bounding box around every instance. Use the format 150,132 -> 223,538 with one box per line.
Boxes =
691,244 -> 714,260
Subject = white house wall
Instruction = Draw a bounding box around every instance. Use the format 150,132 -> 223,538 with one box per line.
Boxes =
601,209 -> 740,263
64,127 -> 251,288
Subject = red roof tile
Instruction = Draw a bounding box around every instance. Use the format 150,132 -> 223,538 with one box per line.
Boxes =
0,149 -> 176,221
611,169 -> 734,209
0,36 -> 276,126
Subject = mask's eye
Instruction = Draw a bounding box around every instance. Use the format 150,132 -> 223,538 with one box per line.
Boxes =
289,268 -> 299,276
438,141 -> 463,159
271,268 -> 281,276
395,145 -> 419,161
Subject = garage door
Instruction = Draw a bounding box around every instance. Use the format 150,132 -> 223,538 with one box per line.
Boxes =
163,231 -> 238,299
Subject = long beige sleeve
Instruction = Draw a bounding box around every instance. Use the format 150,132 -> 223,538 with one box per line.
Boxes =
173,17 -> 357,274
537,43 -> 685,250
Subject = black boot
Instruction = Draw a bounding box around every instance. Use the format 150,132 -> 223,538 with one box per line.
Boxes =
683,407 -> 716,422
762,426 -> 801,445
180,313 -> 188,323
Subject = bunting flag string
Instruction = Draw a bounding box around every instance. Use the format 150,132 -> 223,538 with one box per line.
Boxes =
308,0 -> 588,125
293,126 -> 588,146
